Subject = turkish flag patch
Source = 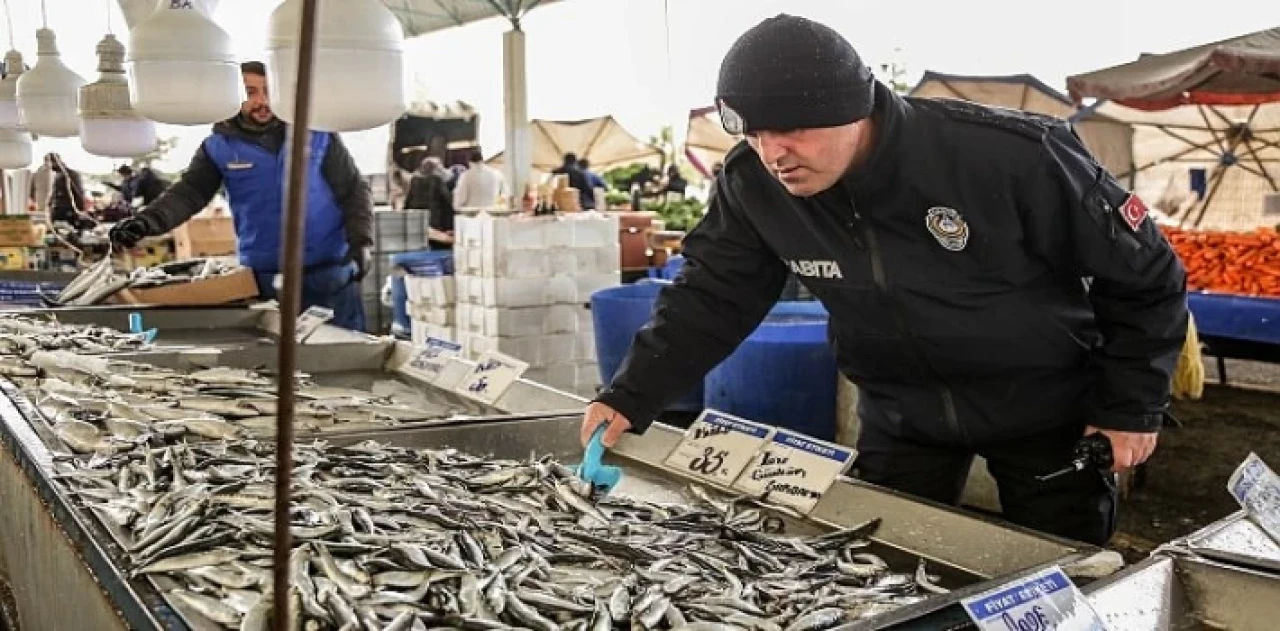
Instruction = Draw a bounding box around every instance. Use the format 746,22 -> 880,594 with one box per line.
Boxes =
1119,193 -> 1148,232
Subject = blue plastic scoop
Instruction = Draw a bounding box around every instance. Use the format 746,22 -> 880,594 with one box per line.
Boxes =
129,312 -> 158,343
574,424 -> 623,493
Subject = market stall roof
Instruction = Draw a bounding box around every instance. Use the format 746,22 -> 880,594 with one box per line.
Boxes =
1066,28 -> 1280,110
909,72 -> 1134,177
119,0 -> 561,37
684,106 -> 739,179
487,115 -> 661,172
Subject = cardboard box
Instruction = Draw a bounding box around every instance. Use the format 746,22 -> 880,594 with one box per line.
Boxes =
112,267 -> 259,306
172,215 -> 237,260
0,216 -> 40,247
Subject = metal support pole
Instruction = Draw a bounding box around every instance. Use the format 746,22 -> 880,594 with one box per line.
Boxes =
272,0 -> 319,628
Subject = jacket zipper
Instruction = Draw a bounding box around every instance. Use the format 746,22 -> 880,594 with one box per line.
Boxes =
857,211 -> 968,443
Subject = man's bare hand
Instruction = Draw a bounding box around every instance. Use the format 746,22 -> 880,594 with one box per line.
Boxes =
581,402 -> 633,448
1086,426 -> 1158,472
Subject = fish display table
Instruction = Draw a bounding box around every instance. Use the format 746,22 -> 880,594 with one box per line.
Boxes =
0,337 -> 1114,630
1085,552 -> 1280,629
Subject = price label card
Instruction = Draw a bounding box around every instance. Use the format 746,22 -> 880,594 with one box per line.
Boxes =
295,306 -> 334,342
732,430 -> 855,514
406,337 -> 463,381
662,409 -> 773,485
1228,452 -> 1280,544
454,351 -> 529,404
961,566 -> 1108,631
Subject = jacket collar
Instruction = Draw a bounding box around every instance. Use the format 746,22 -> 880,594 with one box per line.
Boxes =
840,80 -> 908,197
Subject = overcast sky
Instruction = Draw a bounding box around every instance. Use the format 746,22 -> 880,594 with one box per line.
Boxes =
3,0 -> 1270,175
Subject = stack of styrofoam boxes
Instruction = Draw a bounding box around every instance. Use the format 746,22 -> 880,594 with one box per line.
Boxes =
405,259 -> 456,346
453,211 -> 620,398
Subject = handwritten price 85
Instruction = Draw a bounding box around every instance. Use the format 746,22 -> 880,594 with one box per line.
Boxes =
688,446 -> 729,477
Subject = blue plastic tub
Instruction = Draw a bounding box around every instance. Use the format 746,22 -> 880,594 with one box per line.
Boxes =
590,281 -> 705,413
705,301 -> 837,440
389,250 -> 454,333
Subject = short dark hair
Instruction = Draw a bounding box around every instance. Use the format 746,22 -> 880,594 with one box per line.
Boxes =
577,158 -> 590,169
240,61 -> 267,77
563,152 -> 577,164
117,165 -> 133,176
468,150 -> 483,163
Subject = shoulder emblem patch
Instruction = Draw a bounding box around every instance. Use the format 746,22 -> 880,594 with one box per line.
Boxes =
1119,193 -> 1149,232
925,206 -> 970,252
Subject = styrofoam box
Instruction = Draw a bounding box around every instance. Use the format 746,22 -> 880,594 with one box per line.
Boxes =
411,320 -> 456,347
456,244 -> 620,279
405,275 -> 455,305
455,273 -> 618,308
459,332 -> 595,365
455,303 -> 592,338
525,360 -> 600,394
455,212 -> 619,252
409,304 -> 454,326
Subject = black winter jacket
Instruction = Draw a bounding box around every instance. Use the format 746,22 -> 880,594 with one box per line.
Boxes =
595,82 -> 1189,445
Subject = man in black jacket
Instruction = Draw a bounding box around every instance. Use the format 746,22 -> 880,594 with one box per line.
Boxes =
581,15 -> 1188,545
109,61 -> 374,331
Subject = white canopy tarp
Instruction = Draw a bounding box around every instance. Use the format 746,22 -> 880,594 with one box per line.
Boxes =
684,106 -> 738,178
486,115 -> 660,172
909,72 -> 1135,178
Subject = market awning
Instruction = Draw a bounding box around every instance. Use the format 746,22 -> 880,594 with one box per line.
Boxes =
908,71 -> 1134,178
684,106 -> 739,179
1066,28 -> 1280,110
487,116 -> 661,172
118,0 -> 560,37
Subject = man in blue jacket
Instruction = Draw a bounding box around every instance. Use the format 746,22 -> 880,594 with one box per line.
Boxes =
110,62 -> 374,331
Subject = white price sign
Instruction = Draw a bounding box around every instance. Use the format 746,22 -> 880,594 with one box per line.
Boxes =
407,337 -> 462,381
454,351 -> 528,404
732,430 -> 854,513
662,409 -> 773,485
1228,452 -> 1280,544
295,306 -> 334,342
961,566 -> 1108,631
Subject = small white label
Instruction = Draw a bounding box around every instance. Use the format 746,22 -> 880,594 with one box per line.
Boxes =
295,306 -> 334,342
732,430 -> 855,514
961,566 -> 1108,631
407,337 -> 463,381
1228,452 -> 1280,544
454,351 -> 529,404
662,409 -> 773,486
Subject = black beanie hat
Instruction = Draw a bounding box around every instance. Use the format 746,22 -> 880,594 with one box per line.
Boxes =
716,15 -> 875,134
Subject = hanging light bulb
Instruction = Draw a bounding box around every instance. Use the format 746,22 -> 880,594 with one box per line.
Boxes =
80,34 -> 156,157
0,50 -> 23,129
128,0 -> 241,125
0,127 -> 30,169
266,0 -> 407,132
16,27 -> 85,138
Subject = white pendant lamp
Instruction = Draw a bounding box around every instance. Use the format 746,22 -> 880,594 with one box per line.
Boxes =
128,0 -> 241,125
265,0 -> 408,132
80,34 -> 156,157
0,127 -> 30,169
16,26 -> 85,138
0,51 -> 21,129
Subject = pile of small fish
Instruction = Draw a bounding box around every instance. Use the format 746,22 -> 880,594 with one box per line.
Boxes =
0,313 -> 153,356
57,439 -> 947,630
20,358 -> 474,452
42,257 -> 241,307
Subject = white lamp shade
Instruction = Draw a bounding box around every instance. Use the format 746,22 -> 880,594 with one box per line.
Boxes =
266,0 -> 407,133
0,50 -> 23,129
0,128 -> 32,169
16,29 -> 86,138
80,118 -> 157,158
128,1 -> 241,125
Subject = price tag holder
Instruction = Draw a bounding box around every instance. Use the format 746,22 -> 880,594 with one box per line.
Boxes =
732,430 -> 855,514
406,337 -> 463,382
662,409 -> 773,486
454,351 -> 528,404
961,565 -> 1108,631
295,306 -> 334,343
1228,452 -> 1280,544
